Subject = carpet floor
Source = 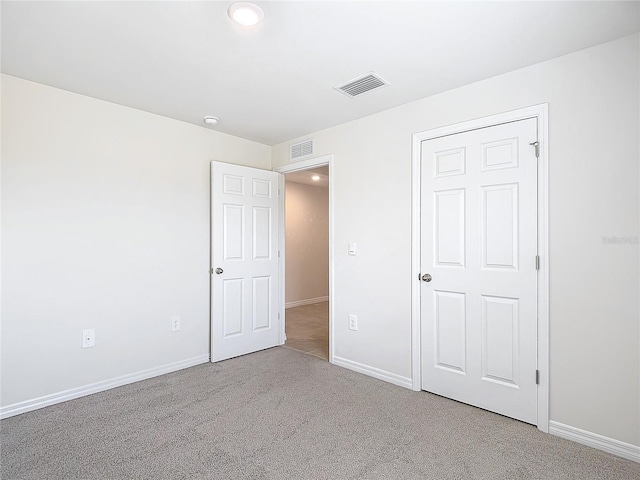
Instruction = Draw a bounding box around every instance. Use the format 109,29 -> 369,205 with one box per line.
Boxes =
1,347 -> 638,479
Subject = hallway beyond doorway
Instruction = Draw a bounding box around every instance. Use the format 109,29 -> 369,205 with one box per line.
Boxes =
283,302 -> 329,361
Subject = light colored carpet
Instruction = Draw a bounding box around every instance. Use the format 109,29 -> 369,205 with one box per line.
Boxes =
1,347 -> 638,479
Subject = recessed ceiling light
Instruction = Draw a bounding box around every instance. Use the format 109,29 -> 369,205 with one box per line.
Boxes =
228,2 -> 264,26
203,116 -> 219,126
311,175 -> 320,182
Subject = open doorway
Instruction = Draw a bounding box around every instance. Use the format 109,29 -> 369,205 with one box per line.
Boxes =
281,166 -> 329,360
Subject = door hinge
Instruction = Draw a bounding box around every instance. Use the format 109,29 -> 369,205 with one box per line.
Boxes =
535,370 -> 540,385
278,250 -> 280,257
535,255 -> 540,270
530,141 -> 540,158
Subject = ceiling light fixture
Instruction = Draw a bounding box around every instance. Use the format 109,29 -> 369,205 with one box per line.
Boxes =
228,2 -> 264,26
203,116 -> 219,126
311,175 -> 320,182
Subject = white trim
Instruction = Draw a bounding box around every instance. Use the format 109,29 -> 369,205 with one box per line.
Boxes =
333,356 -> 413,389
275,154 -> 335,364
413,105 -> 547,140
285,296 -> 329,309
536,104 -> 550,433
410,104 -> 550,432
328,160 -> 335,364
411,132 -> 422,392
0,354 -> 209,420
276,155 -> 330,174
277,173 -> 286,345
549,421 -> 640,463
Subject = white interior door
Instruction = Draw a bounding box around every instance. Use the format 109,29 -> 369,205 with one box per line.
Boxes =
420,118 -> 538,424
211,161 -> 281,362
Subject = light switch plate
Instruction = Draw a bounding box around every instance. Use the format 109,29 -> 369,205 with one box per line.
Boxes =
348,243 -> 357,256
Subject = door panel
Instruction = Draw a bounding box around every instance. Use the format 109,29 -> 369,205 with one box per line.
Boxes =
253,207 -> 271,259
223,278 -> 243,337
434,290 -> 466,373
252,276 -> 271,331
481,295 -> 519,386
212,161 -> 281,362
482,184 -> 518,269
224,204 -> 244,260
420,118 -> 538,424
434,189 -> 465,267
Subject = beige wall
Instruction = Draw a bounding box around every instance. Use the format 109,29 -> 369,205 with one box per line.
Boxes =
273,34 -> 640,446
1,75 -> 271,408
285,180 -> 329,305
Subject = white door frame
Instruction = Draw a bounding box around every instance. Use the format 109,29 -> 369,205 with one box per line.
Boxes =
274,154 -> 335,363
411,105 -> 549,432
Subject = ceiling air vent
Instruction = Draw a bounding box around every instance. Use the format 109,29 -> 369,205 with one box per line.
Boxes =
335,72 -> 389,97
290,139 -> 314,161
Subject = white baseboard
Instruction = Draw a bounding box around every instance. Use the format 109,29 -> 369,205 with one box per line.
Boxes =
0,354 -> 210,420
332,355 -> 413,390
285,296 -> 329,309
549,421 -> 640,463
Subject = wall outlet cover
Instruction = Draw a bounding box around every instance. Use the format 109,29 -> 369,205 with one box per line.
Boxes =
348,314 -> 358,331
82,329 -> 95,348
171,315 -> 181,332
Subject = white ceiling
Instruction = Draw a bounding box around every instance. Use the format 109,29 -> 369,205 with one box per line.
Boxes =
286,166 -> 329,188
2,1 -> 638,146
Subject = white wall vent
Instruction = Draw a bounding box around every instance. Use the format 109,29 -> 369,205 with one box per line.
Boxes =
290,139 -> 314,161
335,72 -> 389,97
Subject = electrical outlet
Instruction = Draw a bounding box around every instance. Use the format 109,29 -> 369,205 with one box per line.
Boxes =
171,315 -> 181,332
82,329 -> 95,348
348,314 -> 358,331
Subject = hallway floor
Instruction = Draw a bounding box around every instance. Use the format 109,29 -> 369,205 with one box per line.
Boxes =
283,301 -> 329,361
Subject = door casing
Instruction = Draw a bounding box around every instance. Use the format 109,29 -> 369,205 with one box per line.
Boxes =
411,104 -> 549,432
274,154 -> 335,363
